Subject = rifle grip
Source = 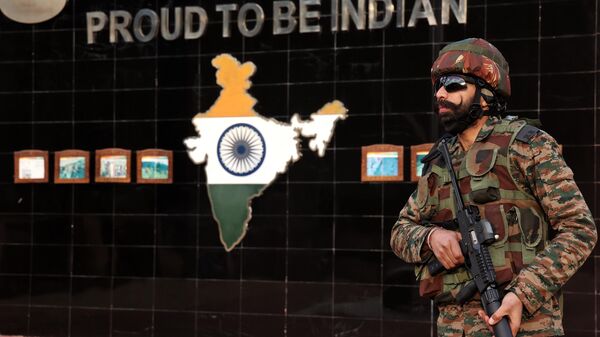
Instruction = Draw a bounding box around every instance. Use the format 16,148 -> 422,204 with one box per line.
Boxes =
427,258 -> 445,276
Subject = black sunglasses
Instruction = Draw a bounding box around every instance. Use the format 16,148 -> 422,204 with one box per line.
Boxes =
433,74 -> 476,93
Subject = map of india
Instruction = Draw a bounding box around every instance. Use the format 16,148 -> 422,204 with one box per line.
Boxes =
185,54 -> 348,251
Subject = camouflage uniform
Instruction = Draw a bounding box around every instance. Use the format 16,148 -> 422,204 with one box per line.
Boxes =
390,39 -> 597,337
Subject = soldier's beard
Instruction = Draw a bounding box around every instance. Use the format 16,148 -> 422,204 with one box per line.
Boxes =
437,96 -> 475,135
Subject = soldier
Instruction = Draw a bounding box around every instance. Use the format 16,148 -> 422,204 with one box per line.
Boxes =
390,38 -> 596,337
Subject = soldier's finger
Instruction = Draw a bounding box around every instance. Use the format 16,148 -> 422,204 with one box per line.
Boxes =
509,309 -> 522,336
489,305 -> 507,325
446,246 -> 462,268
438,254 -> 453,270
441,247 -> 456,267
440,260 -> 452,270
511,322 -> 519,337
449,240 -> 463,264
445,251 -> 459,267
433,242 -> 454,267
432,249 -> 449,269
477,310 -> 494,334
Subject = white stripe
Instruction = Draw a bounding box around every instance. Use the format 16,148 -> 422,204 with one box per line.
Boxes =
367,152 -> 398,159
186,116 -> 300,185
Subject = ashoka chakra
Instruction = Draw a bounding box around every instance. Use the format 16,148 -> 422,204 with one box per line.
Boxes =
217,123 -> 266,176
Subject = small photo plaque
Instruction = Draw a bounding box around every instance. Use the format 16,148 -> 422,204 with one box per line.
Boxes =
361,145 -> 404,182
55,150 -> 90,184
136,149 -> 173,184
95,148 -> 131,183
14,150 -> 49,183
411,143 -> 434,182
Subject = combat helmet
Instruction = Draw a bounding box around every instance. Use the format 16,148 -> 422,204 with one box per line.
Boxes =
431,38 -> 510,116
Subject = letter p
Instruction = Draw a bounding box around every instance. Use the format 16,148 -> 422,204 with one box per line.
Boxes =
86,11 -> 108,44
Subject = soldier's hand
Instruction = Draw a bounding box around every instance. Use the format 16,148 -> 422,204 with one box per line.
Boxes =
477,292 -> 523,337
428,228 -> 464,269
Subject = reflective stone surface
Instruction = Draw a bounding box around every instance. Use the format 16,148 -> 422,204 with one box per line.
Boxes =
0,0 -> 596,336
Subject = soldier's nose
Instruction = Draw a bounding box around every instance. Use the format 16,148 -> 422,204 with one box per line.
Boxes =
435,86 -> 448,100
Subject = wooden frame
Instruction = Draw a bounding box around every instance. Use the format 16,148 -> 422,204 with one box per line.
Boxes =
361,144 -> 404,182
136,149 -> 173,184
54,150 -> 90,184
95,148 -> 131,183
410,143 -> 434,182
14,150 -> 49,183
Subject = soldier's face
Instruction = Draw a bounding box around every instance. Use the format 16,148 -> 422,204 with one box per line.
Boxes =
434,83 -> 476,133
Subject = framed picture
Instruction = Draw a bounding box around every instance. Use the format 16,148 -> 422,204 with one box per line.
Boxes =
95,148 -> 131,183
136,149 -> 173,184
14,150 -> 49,183
54,150 -> 90,184
361,145 -> 404,182
411,143 -> 434,182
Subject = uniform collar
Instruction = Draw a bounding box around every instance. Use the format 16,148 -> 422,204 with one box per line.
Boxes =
475,116 -> 500,142
447,116 -> 499,155
447,135 -> 461,155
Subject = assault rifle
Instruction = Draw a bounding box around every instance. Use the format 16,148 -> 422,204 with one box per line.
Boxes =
427,138 -> 513,337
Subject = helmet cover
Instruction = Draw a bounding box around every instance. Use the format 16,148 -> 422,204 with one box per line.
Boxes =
431,38 -> 511,98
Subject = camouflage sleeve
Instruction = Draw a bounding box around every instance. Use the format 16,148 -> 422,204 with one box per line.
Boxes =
390,189 -> 434,264
506,131 -> 597,315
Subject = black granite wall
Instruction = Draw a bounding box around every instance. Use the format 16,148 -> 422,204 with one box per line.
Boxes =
0,0 -> 596,336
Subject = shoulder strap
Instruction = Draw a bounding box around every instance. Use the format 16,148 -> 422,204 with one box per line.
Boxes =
420,133 -> 454,175
502,119 -> 543,203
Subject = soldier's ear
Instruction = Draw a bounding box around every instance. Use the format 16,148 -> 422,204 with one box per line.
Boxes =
480,96 -> 489,110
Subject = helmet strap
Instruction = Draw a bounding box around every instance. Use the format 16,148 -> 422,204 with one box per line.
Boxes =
466,84 -> 486,122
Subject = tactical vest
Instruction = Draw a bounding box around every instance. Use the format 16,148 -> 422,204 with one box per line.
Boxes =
415,118 -> 549,304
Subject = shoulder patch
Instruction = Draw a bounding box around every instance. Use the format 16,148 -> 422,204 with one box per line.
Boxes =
515,124 -> 540,144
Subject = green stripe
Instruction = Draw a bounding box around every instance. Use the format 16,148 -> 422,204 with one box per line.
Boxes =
208,184 -> 266,251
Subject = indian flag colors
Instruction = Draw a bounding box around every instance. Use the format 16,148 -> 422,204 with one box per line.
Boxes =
185,54 -> 347,251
